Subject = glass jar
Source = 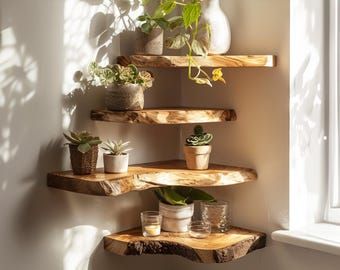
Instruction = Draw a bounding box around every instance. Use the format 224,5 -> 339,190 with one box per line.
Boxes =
201,201 -> 231,232
141,211 -> 162,237
188,220 -> 211,239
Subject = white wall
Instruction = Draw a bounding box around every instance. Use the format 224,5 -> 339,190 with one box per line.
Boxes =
1,0 -> 340,269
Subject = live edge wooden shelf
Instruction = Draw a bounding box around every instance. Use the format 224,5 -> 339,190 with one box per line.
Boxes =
104,227 -> 266,263
47,160 -> 257,196
117,55 -> 276,68
91,108 -> 236,124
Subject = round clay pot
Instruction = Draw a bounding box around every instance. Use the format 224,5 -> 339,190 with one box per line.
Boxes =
105,84 -> 144,111
135,27 -> 164,56
69,144 -> 98,175
183,145 -> 212,170
103,153 -> 129,173
159,202 -> 194,232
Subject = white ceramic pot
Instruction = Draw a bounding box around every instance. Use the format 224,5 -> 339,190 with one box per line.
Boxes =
200,0 -> 231,54
183,145 -> 212,170
105,84 -> 144,111
159,202 -> 194,232
103,153 -> 129,173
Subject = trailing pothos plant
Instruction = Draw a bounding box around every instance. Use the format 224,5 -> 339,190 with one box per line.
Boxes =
141,0 -> 226,86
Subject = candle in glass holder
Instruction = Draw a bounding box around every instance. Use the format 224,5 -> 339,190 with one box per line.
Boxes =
141,211 -> 162,237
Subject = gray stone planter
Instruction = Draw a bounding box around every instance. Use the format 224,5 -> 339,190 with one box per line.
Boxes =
105,84 -> 144,111
135,27 -> 164,56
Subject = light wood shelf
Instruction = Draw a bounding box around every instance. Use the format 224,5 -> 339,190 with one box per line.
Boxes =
104,227 -> 266,263
117,55 -> 276,68
47,160 -> 257,196
91,108 -> 236,125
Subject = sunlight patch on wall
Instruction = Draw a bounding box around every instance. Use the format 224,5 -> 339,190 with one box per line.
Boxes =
63,225 -> 110,270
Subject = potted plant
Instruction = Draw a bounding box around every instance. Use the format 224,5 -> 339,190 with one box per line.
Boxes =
102,140 -> 132,173
142,0 -> 226,86
135,0 -> 177,55
64,131 -> 101,175
184,125 -> 213,170
155,186 -> 215,232
89,62 -> 154,111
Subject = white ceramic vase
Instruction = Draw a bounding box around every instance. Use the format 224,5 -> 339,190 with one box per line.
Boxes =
159,202 -> 194,232
201,0 -> 231,55
183,145 -> 212,170
103,153 -> 129,173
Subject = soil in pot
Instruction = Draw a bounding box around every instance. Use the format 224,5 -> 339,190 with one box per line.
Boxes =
69,144 -> 98,175
184,145 -> 212,170
103,153 -> 129,173
105,84 -> 144,111
159,202 -> 194,232
135,27 -> 164,56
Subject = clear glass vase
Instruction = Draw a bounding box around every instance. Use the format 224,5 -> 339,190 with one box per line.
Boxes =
201,201 -> 231,232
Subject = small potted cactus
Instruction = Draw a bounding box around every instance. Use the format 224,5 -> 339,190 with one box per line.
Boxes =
184,125 -> 213,170
155,187 -> 215,232
102,140 -> 132,173
64,131 -> 101,175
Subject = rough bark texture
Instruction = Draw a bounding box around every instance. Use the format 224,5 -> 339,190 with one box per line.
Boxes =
91,108 -> 237,125
47,160 -> 257,196
117,55 -> 276,68
104,227 -> 266,263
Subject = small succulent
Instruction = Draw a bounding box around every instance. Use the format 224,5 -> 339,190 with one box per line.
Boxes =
101,140 -> 133,156
186,125 -> 213,146
64,131 -> 101,154
88,62 -> 154,88
155,187 -> 215,206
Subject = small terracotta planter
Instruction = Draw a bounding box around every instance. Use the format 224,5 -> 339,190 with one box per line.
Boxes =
183,145 -> 212,170
105,84 -> 144,111
103,153 -> 129,173
159,202 -> 194,232
135,27 -> 164,56
69,144 -> 98,175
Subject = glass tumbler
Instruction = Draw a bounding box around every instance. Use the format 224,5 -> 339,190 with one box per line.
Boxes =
201,201 -> 231,232
141,211 -> 162,237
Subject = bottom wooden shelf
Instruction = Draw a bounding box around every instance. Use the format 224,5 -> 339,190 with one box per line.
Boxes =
104,227 -> 266,263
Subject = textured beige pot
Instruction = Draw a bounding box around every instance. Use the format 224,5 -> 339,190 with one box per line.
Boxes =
135,27 -> 164,56
103,153 -> 129,173
184,145 -> 212,170
159,202 -> 194,232
105,84 -> 144,111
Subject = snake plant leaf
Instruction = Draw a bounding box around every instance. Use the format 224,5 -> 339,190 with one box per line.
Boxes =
77,143 -> 91,154
163,187 -> 187,206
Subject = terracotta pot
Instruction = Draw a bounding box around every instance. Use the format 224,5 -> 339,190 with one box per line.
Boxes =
69,144 -> 98,175
159,202 -> 194,232
135,27 -> 164,56
105,84 -> 144,111
183,145 -> 212,170
103,153 -> 129,173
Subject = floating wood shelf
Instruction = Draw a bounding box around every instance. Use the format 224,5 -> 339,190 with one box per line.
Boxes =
47,160 -> 257,196
104,227 -> 266,263
91,108 -> 236,125
117,55 -> 276,68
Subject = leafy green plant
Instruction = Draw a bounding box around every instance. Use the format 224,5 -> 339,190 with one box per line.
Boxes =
186,125 -> 213,146
102,140 -> 133,155
137,0 -> 177,34
64,131 -> 102,154
155,186 -> 215,206
88,62 -> 154,88
142,0 -> 226,86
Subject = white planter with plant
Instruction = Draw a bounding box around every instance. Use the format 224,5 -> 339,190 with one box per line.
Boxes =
155,187 -> 214,233
89,62 -> 154,111
184,125 -> 213,170
102,140 -> 132,174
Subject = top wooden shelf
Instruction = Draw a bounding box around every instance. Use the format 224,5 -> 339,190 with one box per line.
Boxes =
117,55 -> 276,68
